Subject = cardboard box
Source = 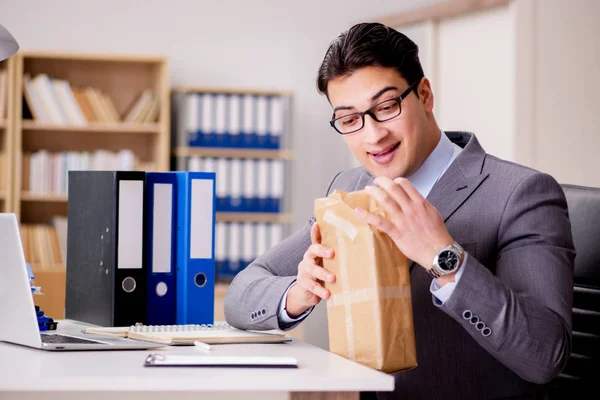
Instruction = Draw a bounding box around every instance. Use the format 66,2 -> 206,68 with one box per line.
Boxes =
315,189 -> 417,373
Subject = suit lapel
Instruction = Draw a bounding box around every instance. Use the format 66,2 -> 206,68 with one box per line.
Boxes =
426,168 -> 489,223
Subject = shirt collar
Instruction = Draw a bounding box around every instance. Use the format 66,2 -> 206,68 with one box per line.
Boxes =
407,131 -> 458,198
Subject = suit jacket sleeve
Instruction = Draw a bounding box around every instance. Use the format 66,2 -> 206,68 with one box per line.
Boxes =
224,172 -> 343,331
438,172 -> 575,384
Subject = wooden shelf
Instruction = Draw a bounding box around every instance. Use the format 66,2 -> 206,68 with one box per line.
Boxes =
216,212 -> 292,223
173,146 -> 293,160
21,192 -> 68,203
20,50 -> 166,64
172,86 -> 292,97
21,120 -> 161,134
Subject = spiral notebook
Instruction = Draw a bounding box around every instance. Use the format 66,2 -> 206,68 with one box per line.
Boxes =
82,323 -> 291,345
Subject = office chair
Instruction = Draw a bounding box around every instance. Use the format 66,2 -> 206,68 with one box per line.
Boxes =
547,184 -> 600,398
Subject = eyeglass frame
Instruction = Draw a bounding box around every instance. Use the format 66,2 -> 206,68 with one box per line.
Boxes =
329,80 -> 420,135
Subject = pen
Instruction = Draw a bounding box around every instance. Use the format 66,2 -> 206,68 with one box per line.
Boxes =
194,340 -> 212,351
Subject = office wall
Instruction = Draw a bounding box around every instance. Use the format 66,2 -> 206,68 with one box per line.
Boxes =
1,0 -> 439,350
533,0 -> 600,187
436,6 -> 515,162
1,0 -> 437,231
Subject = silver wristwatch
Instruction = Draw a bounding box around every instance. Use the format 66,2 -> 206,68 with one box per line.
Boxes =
429,242 -> 465,278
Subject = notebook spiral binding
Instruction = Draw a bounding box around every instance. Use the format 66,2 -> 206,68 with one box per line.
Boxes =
129,323 -> 231,333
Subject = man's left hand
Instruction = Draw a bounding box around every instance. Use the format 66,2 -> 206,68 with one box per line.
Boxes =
355,176 -> 454,270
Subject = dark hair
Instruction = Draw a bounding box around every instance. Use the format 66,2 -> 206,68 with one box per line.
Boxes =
316,22 -> 424,97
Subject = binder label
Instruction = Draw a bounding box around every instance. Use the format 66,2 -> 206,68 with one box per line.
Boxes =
190,179 -> 214,259
118,180 -> 144,269
152,183 -> 173,273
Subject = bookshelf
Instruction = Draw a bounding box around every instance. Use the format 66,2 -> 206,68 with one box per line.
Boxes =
171,85 -> 294,275
171,86 -> 300,338
13,51 -> 170,225
10,51 -> 170,319
0,55 -> 16,212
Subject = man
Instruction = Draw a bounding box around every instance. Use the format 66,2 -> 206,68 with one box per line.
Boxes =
224,22 -> 575,399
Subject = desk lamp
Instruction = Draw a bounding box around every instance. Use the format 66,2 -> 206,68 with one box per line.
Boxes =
0,24 -> 19,61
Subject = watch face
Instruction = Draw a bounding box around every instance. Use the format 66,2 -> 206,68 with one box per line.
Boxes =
438,250 -> 458,271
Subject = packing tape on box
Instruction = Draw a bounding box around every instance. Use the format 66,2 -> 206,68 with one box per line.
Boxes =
327,285 -> 412,308
323,210 -> 357,240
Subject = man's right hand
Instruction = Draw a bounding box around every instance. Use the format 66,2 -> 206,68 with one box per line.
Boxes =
285,222 -> 336,318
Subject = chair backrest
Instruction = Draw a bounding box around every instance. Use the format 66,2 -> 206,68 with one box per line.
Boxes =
548,184 -> 600,397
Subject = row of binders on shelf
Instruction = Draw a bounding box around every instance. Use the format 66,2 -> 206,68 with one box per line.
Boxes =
21,149 -> 156,195
22,73 -> 159,125
215,221 -> 283,281
172,91 -> 288,149
66,170 -> 219,328
177,156 -> 285,213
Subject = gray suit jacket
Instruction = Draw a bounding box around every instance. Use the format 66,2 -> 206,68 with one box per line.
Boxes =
224,132 -> 575,399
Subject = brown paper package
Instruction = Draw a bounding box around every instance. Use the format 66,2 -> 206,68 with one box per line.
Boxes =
315,189 -> 417,373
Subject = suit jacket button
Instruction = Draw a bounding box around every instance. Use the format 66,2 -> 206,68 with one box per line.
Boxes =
469,315 -> 480,324
463,310 -> 473,320
261,308 -> 266,316
482,327 -> 492,337
251,312 -> 256,320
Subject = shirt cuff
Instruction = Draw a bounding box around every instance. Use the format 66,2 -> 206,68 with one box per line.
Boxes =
430,253 -> 468,305
278,281 -> 313,326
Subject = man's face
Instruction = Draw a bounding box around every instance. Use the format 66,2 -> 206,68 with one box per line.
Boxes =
327,66 -> 438,179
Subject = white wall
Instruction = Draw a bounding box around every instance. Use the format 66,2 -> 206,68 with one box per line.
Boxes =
436,6 -> 515,162
0,0 -> 440,228
1,0 -> 438,350
533,0 -> 600,187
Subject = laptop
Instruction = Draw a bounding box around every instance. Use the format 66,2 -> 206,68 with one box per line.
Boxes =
0,213 -> 164,351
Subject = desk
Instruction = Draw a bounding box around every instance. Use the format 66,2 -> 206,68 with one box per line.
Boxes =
0,320 -> 394,400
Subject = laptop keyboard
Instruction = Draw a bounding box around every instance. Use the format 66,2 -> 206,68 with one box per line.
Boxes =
41,334 -> 108,345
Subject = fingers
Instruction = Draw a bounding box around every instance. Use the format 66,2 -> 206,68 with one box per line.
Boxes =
374,176 -> 412,208
305,261 -> 335,283
297,224 -> 337,302
310,221 -> 321,244
304,243 -> 334,261
297,256 -> 335,301
365,182 -> 403,216
354,206 -> 396,235
297,276 -> 331,300
393,177 -> 424,203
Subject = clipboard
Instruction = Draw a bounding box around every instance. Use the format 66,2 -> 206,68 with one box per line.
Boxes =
144,353 -> 299,368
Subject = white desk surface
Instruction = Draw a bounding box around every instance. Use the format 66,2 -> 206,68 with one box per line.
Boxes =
0,320 -> 394,400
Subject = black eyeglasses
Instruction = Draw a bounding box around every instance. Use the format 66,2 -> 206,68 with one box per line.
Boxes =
329,81 -> 419,135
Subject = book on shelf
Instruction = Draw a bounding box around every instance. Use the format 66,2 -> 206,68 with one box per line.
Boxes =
0,69 -> 7,120
21,73 -> 159,125
82,323 -> 291,345
21,149 -> 150,195
0,153 -> 5,191
19,223 -> 64,269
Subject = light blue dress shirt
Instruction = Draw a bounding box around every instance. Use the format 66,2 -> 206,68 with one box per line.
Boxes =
278,132 -> 465,326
